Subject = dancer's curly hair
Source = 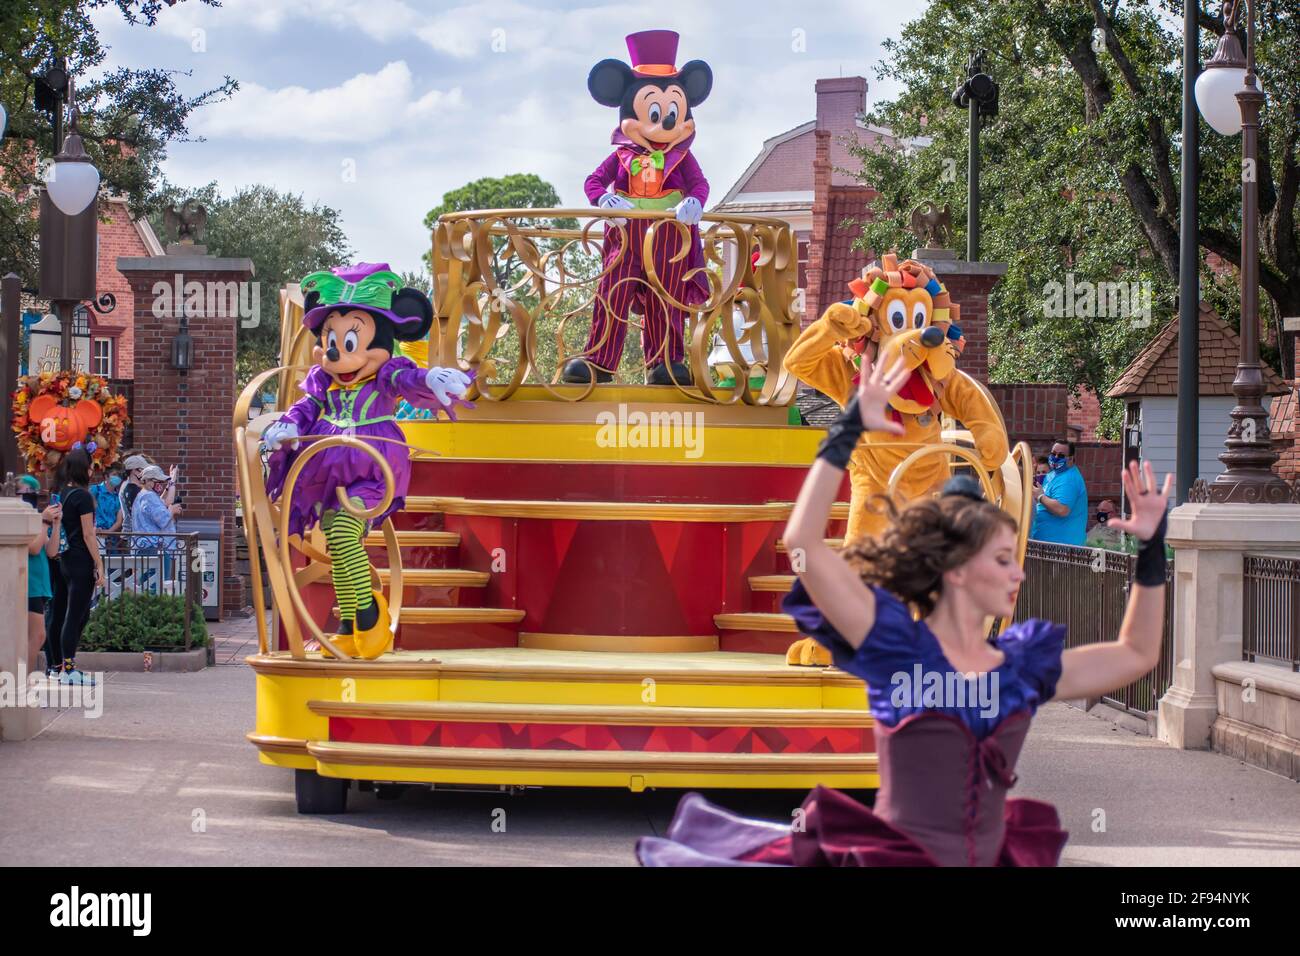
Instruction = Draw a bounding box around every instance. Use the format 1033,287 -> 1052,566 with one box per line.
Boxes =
841,493 -> 1017,616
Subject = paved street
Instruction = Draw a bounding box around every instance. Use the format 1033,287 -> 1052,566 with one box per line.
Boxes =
3,621 -> 1299,866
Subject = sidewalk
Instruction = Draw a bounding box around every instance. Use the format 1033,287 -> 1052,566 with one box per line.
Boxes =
208,611 -> 263,665
1,660 -> 1297,865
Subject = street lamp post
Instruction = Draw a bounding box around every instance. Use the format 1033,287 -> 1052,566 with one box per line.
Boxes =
952,50 -> 999,262
33,71 -> 101,372
1192,0 -> 1293,503
1176,0 -> 1200,504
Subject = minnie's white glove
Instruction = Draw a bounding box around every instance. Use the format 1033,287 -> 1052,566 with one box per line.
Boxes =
425,367 -> 473,405
674,196 -> 703,226
262,420 -> 300,451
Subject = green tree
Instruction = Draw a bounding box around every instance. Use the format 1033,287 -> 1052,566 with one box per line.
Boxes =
848,0 -> 1299,437
149,182 -> 353,389
0,0 -> 237,282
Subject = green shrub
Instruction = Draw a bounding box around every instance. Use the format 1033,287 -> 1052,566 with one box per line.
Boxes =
82,592 -> 209,653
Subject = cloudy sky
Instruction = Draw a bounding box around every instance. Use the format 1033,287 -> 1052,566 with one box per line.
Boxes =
94,0 -> 928,273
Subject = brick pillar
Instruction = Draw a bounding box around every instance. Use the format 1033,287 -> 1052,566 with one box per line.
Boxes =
804,129 -> 831,329
913,256 -> 1007,385
116,254 -> 254,619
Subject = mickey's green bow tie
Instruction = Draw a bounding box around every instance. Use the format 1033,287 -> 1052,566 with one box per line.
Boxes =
630,150 -> 666,176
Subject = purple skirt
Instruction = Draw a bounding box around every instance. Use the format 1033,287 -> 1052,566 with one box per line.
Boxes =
636,786 -> 1067,867
265,420 -> 411,537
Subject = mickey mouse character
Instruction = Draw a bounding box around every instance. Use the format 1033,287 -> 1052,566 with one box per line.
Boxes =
263,263 -> 473,659
561,30 -> 712,386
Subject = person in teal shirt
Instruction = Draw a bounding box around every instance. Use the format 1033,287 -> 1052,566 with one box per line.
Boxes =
90,462 -> 125,532
19,475 -> 62,680
1030,440 -> 1089,545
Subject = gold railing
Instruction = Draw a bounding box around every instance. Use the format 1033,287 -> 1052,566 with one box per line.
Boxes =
426,208 -> 803,405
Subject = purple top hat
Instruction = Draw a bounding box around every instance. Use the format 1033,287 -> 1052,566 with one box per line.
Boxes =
627,30 -> 680,77
300,262 -> 417,332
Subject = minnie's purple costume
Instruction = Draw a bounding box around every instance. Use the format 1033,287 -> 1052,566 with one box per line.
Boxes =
636,580 -> 1070,867
265,359 -> 464,537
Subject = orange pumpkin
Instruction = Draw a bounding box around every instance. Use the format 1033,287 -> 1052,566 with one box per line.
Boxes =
28,395 -> 104,452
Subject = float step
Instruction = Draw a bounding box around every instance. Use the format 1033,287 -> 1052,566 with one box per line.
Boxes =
749,575 -> 796,593
308,699 -> 872,726
305,740 -> 878,787
332,606 -> 525,625
713,612 -> 799,633
405,496 -> 797,522
375,568 -> 490,588
775,538 -> 844,553
364,530 -> 460,549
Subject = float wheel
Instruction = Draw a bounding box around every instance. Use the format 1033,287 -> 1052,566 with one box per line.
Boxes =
294,769 -> 349,814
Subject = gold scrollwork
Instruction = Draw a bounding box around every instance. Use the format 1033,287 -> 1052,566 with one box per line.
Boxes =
427,208 -> 802,406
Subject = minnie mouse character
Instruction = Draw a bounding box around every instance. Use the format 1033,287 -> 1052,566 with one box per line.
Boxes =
561,30 -> 712,386
263,263 -> 473,659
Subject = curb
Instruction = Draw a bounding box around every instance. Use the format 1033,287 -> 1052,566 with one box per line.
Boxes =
37,648 -> 209,673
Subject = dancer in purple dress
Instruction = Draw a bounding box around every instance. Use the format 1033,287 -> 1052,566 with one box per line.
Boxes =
263,263 -> 473,659
637,356 -> 1173,866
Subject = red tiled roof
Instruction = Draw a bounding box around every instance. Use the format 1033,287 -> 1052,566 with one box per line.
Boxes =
816,186 -> 876,311
1106,301 -> 1288,398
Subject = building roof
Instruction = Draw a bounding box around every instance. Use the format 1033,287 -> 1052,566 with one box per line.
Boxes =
817,185 -> 877,312
795,389 -> 842,427
1106,302 -> 1288,398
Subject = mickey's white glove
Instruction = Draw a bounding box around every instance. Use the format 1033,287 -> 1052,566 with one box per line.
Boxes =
674,196 -> 703,226
425,367 -> 473,405
597,193 -> 635,211
262,420 -> 300,451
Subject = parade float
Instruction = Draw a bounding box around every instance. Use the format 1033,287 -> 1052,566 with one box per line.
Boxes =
235,30 -> 1032,814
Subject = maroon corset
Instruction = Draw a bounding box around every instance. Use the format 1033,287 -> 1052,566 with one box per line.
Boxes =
873,712 -> 1031,867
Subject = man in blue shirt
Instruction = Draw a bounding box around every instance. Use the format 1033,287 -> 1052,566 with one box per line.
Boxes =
1030,440 -> 1089,545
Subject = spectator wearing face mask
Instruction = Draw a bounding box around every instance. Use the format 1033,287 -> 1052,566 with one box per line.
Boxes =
132,465 -> 182,582
1085,498 -> 1125,551
1030,440 -> 1089,546
91,461 -> 125,533
119,454 -> 150,534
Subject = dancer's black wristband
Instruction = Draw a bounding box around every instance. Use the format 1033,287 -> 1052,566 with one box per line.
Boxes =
816,397 -> 867,470
1134,512 -> 1169,587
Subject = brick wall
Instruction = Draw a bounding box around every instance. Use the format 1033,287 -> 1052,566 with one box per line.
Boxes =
92,201 -> 150,379
1273,334 -> 1299,483
1074,441 -> 1124,503
931,271 -> 996,383
989,383 -> 1071,443
804,129 -> 831,329
119,259 -> 251,617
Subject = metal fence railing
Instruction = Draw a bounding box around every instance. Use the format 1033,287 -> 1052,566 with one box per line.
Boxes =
1013,540 -> 1175,716
1243,553 -> 1300,671
88,531 -> 203,652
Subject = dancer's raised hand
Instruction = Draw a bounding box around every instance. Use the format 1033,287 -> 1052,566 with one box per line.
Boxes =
1109,460 -> 1173,541
854,355 -> 910,436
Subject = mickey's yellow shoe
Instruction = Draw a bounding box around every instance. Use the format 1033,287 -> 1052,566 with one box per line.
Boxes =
785,637 -> 832,667
351,591 -> 392,660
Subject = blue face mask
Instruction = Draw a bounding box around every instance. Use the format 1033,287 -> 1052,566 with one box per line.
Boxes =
1048,454 -> 1068,471
109,475 -> 122,489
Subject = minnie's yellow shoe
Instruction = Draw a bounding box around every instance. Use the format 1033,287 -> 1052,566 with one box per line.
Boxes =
351,591 -> 392,660
320,629 -> 359,659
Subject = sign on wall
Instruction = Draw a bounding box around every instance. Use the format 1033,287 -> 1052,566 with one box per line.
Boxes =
25,311 -> 91,374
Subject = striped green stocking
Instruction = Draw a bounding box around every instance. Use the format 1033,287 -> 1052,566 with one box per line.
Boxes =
322,505 -> 374,631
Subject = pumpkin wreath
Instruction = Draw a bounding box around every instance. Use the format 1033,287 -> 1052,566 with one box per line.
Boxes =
11,371 -> 130,474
